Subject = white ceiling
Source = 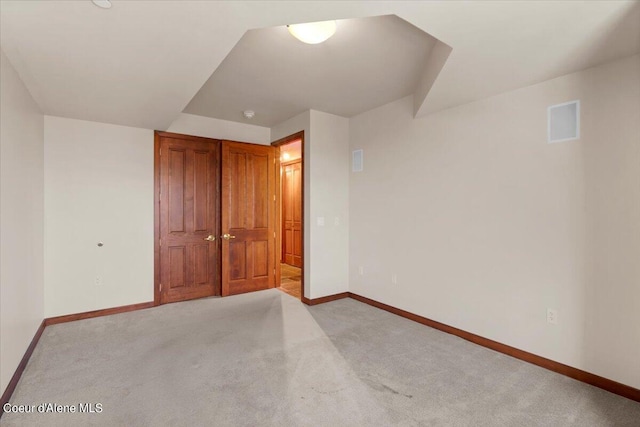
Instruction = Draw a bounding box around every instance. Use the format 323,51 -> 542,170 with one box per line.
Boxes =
184,15 -> 437,127
1,1 -> 638,130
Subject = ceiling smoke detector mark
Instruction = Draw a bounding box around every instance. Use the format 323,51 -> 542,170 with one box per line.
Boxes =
548,100 -> 580,143
243,110 -> 255,119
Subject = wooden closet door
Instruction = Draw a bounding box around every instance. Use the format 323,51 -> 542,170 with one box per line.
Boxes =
157,133 -> 220,304
282,160 -> 302,267
221,141 -> 276,296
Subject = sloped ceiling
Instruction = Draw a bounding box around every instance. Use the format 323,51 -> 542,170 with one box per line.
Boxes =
184,15 -> 437,127
1,1 -> 638,130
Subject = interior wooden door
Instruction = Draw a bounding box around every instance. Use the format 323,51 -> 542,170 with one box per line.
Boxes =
157,132 -> 220,304
221,141 -> 276,296
282,160 -> 302,267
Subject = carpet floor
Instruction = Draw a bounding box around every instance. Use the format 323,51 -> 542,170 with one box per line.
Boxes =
3,289 -> 639,426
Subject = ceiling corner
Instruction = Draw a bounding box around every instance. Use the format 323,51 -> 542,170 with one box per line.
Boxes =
413,40 -> 453,118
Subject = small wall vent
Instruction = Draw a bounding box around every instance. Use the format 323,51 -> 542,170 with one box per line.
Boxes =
548,100 -> 580,143
352,149 -> 363,172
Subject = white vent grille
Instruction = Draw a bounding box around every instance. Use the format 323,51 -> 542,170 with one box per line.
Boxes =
352,149 -> 363,172
548,100 -> 580,143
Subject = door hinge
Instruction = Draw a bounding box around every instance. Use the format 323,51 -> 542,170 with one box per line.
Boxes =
159,283 -> 162,292
273,194 -> 276,201
273,268 -> 276,275
273,231 -> 276,238
159,238 -> 162,247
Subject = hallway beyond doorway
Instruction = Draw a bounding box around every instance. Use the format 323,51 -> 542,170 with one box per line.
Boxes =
279,263 -> 301,299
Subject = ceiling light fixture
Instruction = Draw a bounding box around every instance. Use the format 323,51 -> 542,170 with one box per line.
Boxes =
243,110 -> 255,119
281,152 -> 291,161
287,20 -> 337,44
92,0 -> 112,9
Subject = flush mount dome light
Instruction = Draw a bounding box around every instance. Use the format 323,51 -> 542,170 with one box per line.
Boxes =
92,0 -> 112,9
287,20 -> 337,44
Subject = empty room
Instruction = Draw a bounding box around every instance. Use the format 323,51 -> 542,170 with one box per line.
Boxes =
1,0 -> 639,425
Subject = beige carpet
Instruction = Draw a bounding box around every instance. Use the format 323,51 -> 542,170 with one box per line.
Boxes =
3,289 -> 639,426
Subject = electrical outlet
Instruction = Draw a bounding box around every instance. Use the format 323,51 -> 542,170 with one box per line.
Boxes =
358,266 -> 364,276
317,217 -> 325,227
391,274 -> 398,284
547,308 -> 558,325
334,216 -> 340,226
95,276 -> 102,286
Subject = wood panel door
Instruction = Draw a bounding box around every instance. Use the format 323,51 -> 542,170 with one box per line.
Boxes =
157,132 -> 220,304
282,160 -> 302,267
221,141 -> 276,296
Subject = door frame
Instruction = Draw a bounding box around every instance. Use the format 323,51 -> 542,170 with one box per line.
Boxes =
153,131 -> 222,306
271,131 -> 305,299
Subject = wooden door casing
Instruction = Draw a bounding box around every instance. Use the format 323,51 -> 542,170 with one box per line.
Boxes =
156,132 -> 220,304
221,141 -> 277,296
271,131 -> 305,298
281,160 -> 302,267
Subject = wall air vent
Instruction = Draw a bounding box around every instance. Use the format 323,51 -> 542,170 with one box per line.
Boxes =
548,100 -> 580,143
352,149 -> 363,172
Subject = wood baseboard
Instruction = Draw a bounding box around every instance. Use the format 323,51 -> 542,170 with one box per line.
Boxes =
348,292 -> 640,403
44,301 -> 155,326
0,320 -> 46,417
301,292 -> 350,306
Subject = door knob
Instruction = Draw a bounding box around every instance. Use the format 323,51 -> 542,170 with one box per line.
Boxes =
203,235 -> 215,241
222,233 -> 236,240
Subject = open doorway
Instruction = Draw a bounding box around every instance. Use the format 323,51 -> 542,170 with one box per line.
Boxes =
272,132 -> 304,300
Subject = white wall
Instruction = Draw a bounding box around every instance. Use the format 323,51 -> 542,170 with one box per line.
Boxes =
309,111 -> 350,298
271,110 -> 350,299
349,54 -> 640,389
0,51 -> 44,392
167,113 -> 271,145
44,116 -> 154,317
41,112 -> 288,317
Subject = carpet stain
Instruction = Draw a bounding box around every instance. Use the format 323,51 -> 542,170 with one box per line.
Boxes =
311,386 -> 348,395
364,378 -> 413,398
381,383 -> 413,398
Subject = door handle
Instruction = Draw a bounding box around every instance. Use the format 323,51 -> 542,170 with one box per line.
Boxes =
222,233 -> 236,240
203,235 -> 215,241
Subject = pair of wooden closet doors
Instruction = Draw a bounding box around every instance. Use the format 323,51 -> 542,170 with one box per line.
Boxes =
155,131 -> 277,304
